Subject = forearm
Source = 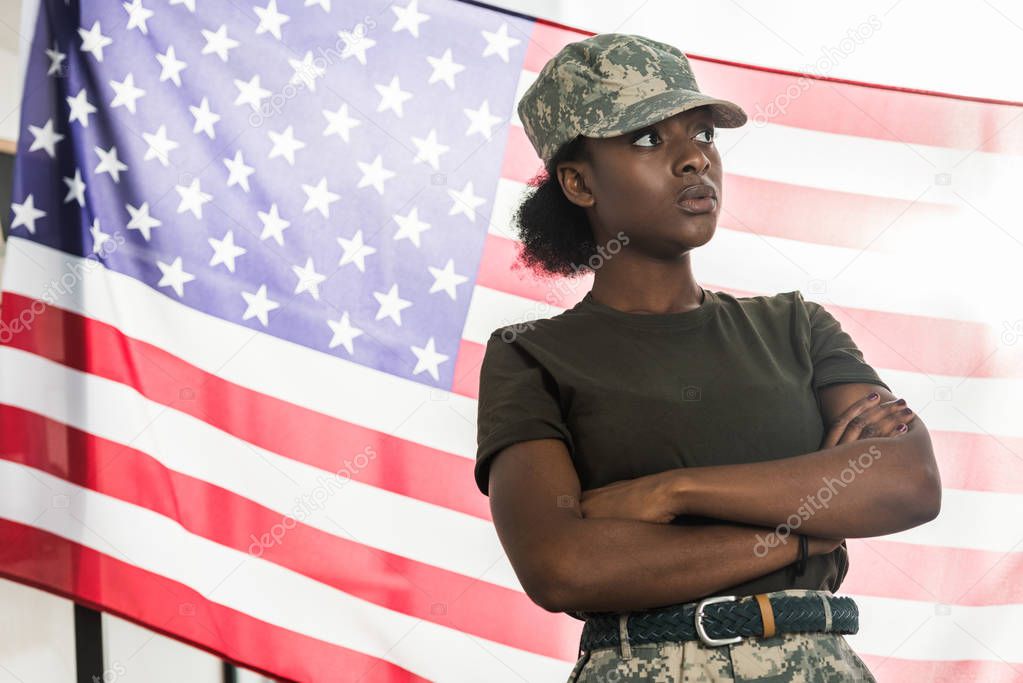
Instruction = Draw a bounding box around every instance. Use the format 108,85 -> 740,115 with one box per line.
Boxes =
545,518 -> 800,613
674,429 -> 941,538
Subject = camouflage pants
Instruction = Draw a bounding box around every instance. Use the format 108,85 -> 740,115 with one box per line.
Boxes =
567,590 -> 877,682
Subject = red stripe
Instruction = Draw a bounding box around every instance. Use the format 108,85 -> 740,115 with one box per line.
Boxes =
0,292 -> 489,521
0,404 -> 583,660
843,538 -> 1023,606
859,654 -> 1023,683
5,520 -> 1022,683
0,519 -> 429,683
472,232 -> 1023,380
524,23 -> 1023,154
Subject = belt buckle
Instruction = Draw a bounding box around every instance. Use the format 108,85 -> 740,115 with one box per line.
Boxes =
695,595 -> 743,647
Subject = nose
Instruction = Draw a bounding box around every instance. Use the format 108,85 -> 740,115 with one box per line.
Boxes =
670,133 -> 711,178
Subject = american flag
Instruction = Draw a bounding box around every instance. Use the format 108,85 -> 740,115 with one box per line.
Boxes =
3,0 -> 1023,681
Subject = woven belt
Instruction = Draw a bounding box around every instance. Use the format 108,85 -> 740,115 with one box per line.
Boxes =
579,592 -> 858,651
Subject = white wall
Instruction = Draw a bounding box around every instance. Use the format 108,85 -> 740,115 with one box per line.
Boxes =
1,0 -> 1020,680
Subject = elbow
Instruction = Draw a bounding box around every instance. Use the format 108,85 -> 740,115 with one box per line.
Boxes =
913,467 -> 942,524
523,554 -> 579,613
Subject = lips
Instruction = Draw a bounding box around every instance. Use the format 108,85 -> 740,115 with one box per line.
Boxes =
676,184 -> 717,202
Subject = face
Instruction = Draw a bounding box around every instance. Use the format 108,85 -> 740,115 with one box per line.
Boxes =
557,106 -> 723,258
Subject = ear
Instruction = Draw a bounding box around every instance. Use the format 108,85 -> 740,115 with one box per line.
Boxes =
555,161 -> 596,209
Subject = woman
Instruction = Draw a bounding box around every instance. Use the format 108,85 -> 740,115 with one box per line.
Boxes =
474,33 -> 942,681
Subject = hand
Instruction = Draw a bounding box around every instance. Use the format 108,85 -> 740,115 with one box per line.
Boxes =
806,535 -> 845,556
821,392 -> 917,448
578,471 -> 681,524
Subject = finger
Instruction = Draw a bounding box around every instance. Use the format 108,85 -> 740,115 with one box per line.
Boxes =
873,406 -> 918,437
840,398 -> 913,443
821,391 -> 883,449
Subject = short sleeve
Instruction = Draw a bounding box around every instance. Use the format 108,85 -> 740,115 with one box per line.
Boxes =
800,293 -> 891,393
474,330 -> 574,496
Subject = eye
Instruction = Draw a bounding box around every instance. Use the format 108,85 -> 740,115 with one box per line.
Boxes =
695,128 -> 716,144
629,129 -> 660,147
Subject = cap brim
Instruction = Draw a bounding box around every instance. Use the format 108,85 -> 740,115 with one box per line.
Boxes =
580,89 -> 747,139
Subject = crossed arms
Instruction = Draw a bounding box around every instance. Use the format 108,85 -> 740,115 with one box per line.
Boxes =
486,383 -> 942,614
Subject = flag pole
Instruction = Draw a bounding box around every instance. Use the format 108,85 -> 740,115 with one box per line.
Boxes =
73,604 -> 104,683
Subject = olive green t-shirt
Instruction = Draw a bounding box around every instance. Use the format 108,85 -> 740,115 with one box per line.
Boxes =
474,287 -> 890,608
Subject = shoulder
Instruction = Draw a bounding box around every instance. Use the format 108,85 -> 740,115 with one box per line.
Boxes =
713,288 -> 807,320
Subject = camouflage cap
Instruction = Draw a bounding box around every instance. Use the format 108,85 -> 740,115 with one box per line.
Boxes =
517,33 -> 747,164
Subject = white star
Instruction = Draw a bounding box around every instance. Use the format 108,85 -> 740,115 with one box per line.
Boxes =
126,201 -> 162,241
27,118 -> 64,158
257,203 -> 291,245
63,169 -> 86,206
201,24 -> 239,62
292,257 -> 326,300
355,154 -> 396,195
305,0 -> 331,12
447,180 -> 486,222
374,75 -> 412,117
156,257 -> 195,298
190,96 -> 220,139
289,51 -> 325,92
175,177 -> 212,219
481,22 -> 520,62
410,129 -> 449,170
79,21 -> 113,62
426,48 -> 465,89
109,72 -> 146,113
410,337 -> 449,381
11,195 -> 46,233
372,283 -> 412,326
301,177 -> 340,217
336,230 -> 377,272
208,230 -> 247,272
142,124 -> 179,166
66,88 -> 97,127
46,44 -> 66,76
241,284 -> 280,327
391,0 -> 429,37
94,145 -> 128,182
393,207 -> 430,247
123,0 -> 154,34
169,0 -> 196,12
337,28 -> 376,65
89,218 -> 113,254
326,312 -> 363,354
254,0 -> 290,40
223,150 -> 255,192
464,99 -> 502,139
428,258 -> 469,300
233,74 -> 271,111
268,125 -> 305,165
322,103 -> 360,142
156,45 -> 187,86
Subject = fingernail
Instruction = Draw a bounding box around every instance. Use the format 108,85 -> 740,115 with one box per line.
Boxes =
897,423 -> 908,432
895,398 -> 906,406
901,407 -> 913,415
868,392 -> 879,400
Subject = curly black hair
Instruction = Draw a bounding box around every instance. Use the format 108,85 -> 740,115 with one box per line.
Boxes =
510,135 -> 600,279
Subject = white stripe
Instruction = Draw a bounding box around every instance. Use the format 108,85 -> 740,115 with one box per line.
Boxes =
848,592 -> 1023,663
4,237 -> 1020,447
0,460 -> 570,682
464,284 -> 1023,439
0,237 -> 479,462
0,345 -> 1017,555
513,67 -> 1023,217
488,177 -> 1023,326
0,346 -> 522,592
